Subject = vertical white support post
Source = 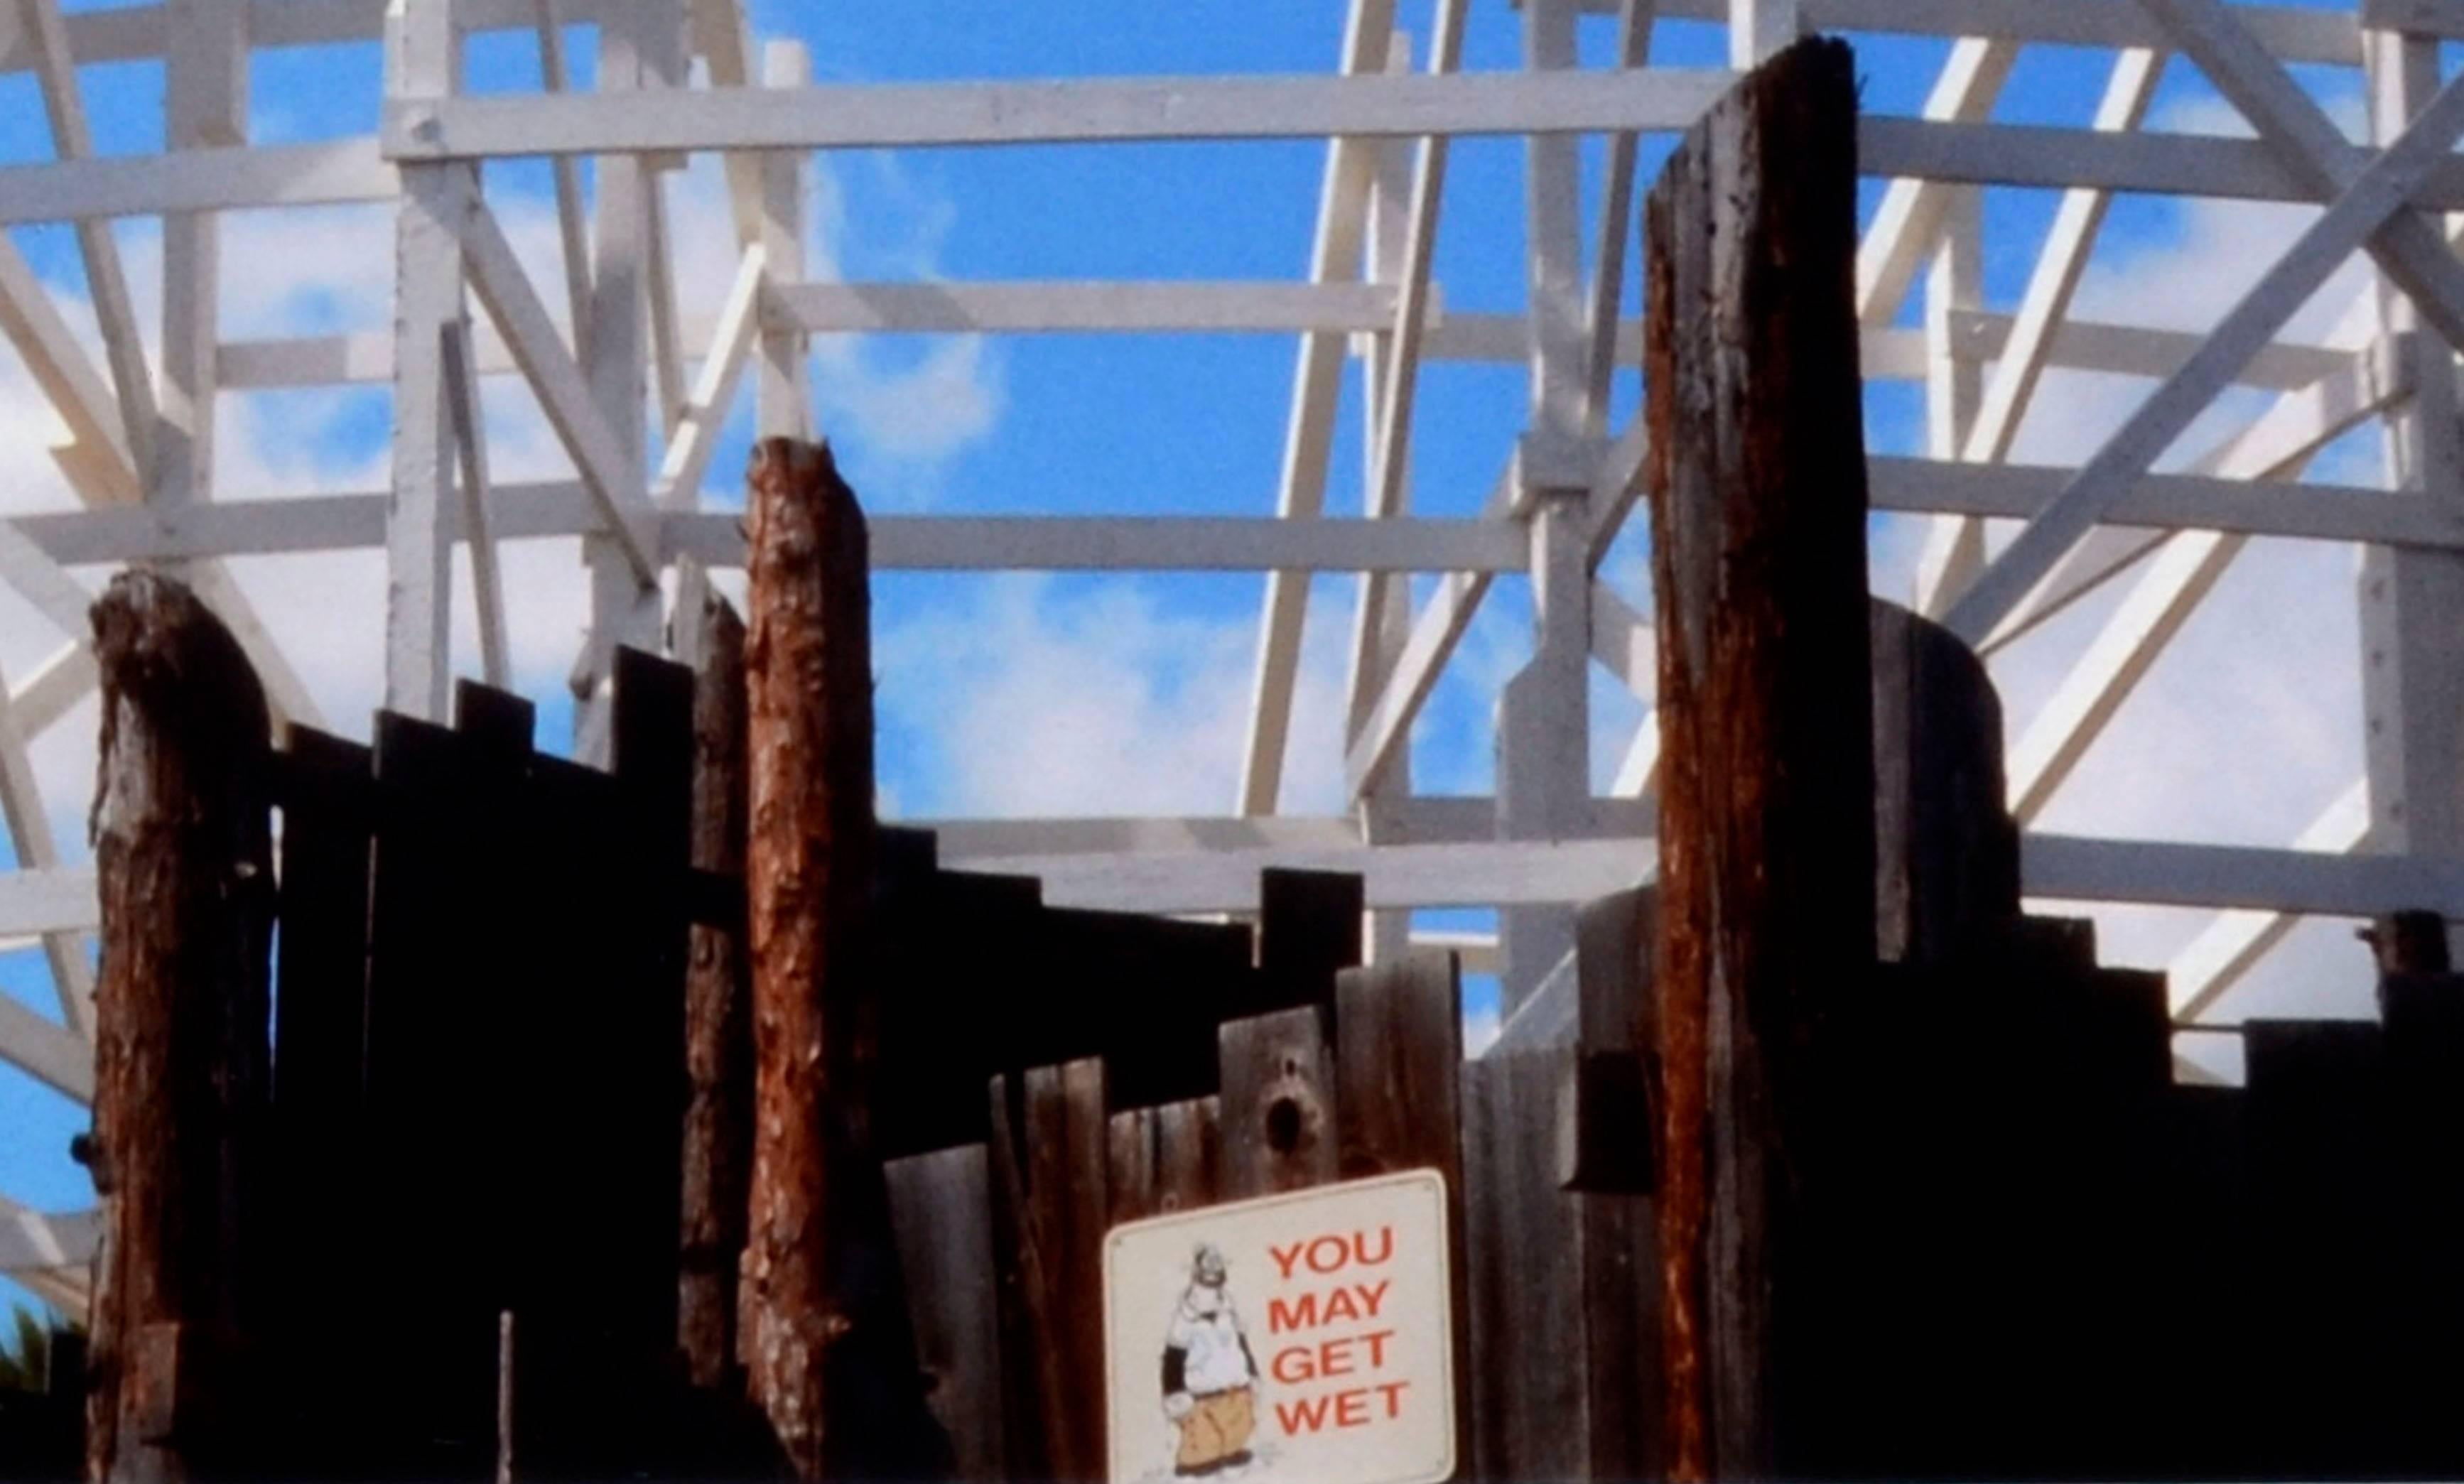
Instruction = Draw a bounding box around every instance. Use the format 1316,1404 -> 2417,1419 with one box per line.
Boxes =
1497,0 -> 1590,1012
2358,26 -> 2464,956
155,0 -> 247,526
1729,0 -> 1798,68
1498,491 -> 1589,1007
755,40 -> 811,442
1913,188 -> 1987,612
570,1 -> 671,759
1358,33 -> 1415,967
386,0 -> 468,722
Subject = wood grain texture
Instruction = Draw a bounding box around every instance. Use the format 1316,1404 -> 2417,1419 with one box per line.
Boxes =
87,570 -> 276,1483
1219,1006 -> 1338,1198
673,566 -> 752,1392
1642,36 -> 1873,1480
741,437 -> 940,1477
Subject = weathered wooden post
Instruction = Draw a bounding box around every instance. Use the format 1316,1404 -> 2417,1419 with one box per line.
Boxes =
1642,36 -> 1874,1480
673,560 -> 754,1392
740,438 -> 941,1478
85,571 -> 276,1483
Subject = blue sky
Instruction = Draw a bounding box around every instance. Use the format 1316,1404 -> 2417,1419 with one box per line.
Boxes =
0,0 -> 2431,1318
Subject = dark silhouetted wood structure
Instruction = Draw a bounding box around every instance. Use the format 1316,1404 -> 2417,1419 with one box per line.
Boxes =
26,45 -> 2464,1484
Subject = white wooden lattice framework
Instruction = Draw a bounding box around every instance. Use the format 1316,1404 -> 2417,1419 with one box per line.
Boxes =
7,0 -> 2464,1305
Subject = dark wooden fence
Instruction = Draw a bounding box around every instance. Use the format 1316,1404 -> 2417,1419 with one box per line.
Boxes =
26,33 -> 2464,1484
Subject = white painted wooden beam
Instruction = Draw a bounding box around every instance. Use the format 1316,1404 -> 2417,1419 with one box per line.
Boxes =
1238,0 -> 1399,817
1974,323 -> 2405,655
0,989 -> 92,1102
442,318 -> 509,688
386,68 -> 1743,158
769,280 -> 1400,336
21,0 -> 156,480
701,514 -> 1535,574
1857,36 -> 2019,329
0,231 -> 138,504
1915,46 -> 2163,622
959,838 -> 1656,914
13,462 -> 2456,574
941,830 -> 2464,919
1942,68 -> 2464,644
2144,0 -> 2464,354
1582,0 -> 1655,438
0,1201 -> 97,1274
0,138 -> 394,227
210,306 -> 2357,394
530,0 -> 594,357
9,646 -> 92,742
1346,569 -> 1489,800
453,193 -> 659,585
1347,0 -> 1466,747
654,244 -> 765,507
1558,0 -> 2359,65
1589,580 -> 1653,701
2168,779 -> 2374,1024
2022,833 -> 2464,919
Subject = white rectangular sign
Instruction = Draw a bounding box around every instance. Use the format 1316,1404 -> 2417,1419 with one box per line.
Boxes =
1102,1169 -> 1454,1484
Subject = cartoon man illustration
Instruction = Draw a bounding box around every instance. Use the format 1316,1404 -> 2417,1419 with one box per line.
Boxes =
1160,1242 -> 1260,1476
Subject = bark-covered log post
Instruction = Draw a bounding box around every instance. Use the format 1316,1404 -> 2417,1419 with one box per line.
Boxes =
85,571 -> 277,1483
1642,37 -> 1874,1481
740,438 -> 944,1478
673,559 -> 754,1392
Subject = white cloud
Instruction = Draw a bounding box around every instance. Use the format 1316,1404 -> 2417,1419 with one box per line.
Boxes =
874,573 -> 1350,818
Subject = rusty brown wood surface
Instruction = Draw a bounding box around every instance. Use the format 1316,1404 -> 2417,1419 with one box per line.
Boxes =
741,437 -> 944,1478
673,560 -> 754,1392
86,570 -> 276,1484
1642,36 -> 1872,1481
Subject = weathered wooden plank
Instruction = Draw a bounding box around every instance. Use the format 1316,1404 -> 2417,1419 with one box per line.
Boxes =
884,1144 -> 1006,1481
1643,36 -> 1875,1478
672,568 -> 752,1393
1219,1006 -> 1339,1198
1869,599 -> 2019,965
360,708 -> 502,1475
609,646 -> 695,1350
87,571 -> 276,1483
1561,887 -> 1655,1193
263,725 -> 374,1475
1106,1095 -> 1221,1225
1332,951 -> 1468,1477
742,437 -> 939,1476
1254,867 -> 1364,1019
988,1058 -> 1108,1480
1461,1052 -> 1586,1481
1334,952 -> 1464,1180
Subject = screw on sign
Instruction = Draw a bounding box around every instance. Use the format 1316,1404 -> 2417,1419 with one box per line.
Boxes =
1103,1171 -> 1454,1484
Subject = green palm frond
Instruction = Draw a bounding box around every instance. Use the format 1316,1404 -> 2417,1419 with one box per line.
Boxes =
0,1306 -> 53,1392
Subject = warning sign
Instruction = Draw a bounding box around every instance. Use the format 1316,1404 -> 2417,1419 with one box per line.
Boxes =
1102,1169 -> 1454,1484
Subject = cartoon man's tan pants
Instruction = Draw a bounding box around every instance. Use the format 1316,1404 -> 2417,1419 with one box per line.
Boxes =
1176,1387 -> 1257,1473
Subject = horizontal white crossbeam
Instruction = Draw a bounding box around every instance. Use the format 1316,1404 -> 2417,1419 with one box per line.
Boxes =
1558,0 -> 2363,65
1866,457 -> 2460,547
942,833 -> 2464,916
0,1202 -> 96,1274
0,137 -> 391,226
16,460 -> 2453,575
385,70 -> 1744,158
770,281 -> 1403,335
